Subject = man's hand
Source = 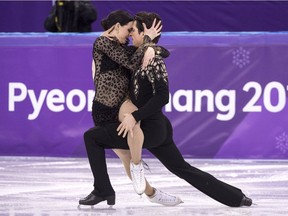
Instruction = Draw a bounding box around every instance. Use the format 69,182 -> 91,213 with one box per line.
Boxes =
117,113 -> 137,138
143,18 -> 162,41
101,25 -> 115,39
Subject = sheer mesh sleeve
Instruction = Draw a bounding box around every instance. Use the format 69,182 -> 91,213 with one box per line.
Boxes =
93,36 -> 149,71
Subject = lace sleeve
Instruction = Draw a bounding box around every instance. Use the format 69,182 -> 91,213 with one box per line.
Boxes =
94,36 -> 146,71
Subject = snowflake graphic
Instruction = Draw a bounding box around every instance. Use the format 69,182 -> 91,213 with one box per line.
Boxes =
275,132 -> 288,153
232,47 -> 250,68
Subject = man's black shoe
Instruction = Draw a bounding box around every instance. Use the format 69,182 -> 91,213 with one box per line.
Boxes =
79,193 -> 115,206
240,195 -> 252,207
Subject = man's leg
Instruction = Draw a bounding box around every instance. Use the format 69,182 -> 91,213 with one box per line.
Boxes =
148,137 -> 250,207
146,117 -> 248,207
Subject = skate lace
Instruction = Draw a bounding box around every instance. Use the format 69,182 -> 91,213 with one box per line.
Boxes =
141,159 -> 151,172
131,163 -> 145,183
131,162 -> 145,194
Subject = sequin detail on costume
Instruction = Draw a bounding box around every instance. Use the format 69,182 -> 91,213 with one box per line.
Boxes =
133,56 -> 168,99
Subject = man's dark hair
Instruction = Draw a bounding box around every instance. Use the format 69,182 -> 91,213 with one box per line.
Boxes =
134,11 -> 161,44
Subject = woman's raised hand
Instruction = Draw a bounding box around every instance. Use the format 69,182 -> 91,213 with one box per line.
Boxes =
142,47 -> 155,69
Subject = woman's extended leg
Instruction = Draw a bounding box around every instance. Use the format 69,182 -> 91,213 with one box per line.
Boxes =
112,149 -> 153,196
118,100 -> 143,164
117,99 -> 145,195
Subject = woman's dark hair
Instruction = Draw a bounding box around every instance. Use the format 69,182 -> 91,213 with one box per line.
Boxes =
101,10 -> 133,30
134,11 -> 162,44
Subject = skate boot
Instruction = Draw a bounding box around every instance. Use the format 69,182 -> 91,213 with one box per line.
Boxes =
147,188 -> 183,206
240,195 -> 252,207
130,161 -> 146,195
78,192 -> 115,206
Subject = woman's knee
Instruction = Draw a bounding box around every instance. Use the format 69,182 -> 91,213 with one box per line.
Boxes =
133,123 -> 141,132
119,100 -> 138,122
130,123 -> 143,139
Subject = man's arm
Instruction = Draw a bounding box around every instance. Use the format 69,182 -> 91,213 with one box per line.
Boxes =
117,57 -> 169,137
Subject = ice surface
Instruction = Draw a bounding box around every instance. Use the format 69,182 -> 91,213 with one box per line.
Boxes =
0,157 -> 287,216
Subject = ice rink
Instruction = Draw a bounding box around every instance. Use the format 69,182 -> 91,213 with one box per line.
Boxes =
0,157 -> 287,216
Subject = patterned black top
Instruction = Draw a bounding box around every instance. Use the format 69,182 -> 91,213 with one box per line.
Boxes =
91,36 -> 145,126
130,55 -> 170,122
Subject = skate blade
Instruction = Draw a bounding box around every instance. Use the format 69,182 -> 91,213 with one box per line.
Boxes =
77,204 -> 115,211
